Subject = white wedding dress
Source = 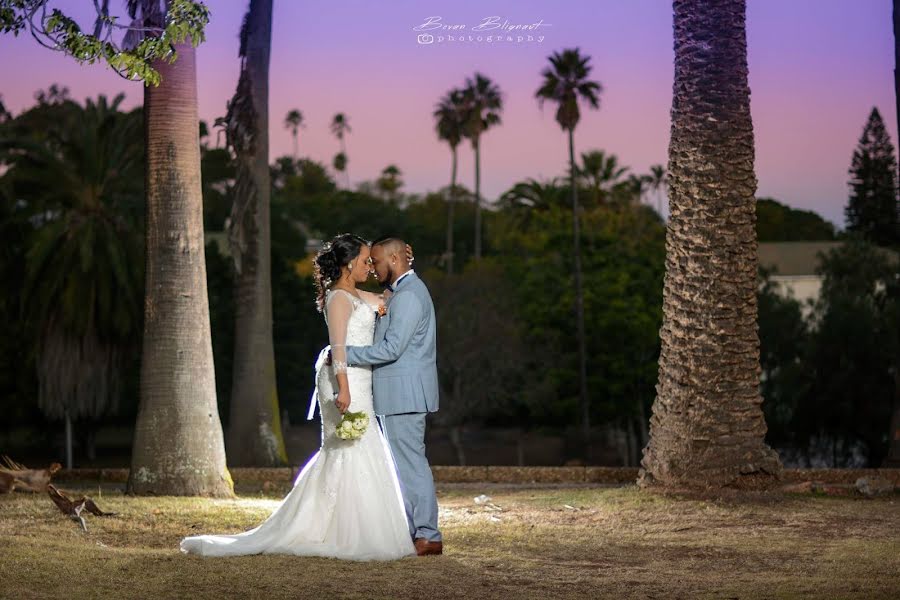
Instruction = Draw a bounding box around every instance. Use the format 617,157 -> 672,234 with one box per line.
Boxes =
180,289 -> 416,561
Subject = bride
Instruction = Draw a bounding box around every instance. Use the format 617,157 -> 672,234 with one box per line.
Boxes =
180,234 -> 416,561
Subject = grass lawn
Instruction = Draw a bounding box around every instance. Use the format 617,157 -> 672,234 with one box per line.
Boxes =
1,483 -> 898,599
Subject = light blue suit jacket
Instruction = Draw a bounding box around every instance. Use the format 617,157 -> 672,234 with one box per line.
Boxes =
345,272 -> 439,416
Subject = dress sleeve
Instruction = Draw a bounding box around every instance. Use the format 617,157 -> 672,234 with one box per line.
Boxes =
325,291 -> 353,373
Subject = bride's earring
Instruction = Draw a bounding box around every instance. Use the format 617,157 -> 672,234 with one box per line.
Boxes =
348,262 -> 354,272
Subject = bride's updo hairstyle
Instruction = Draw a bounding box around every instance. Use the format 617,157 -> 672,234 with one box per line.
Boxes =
313,233 -> 369,312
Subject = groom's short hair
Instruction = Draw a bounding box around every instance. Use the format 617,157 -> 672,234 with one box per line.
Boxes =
371,236 -> 406,254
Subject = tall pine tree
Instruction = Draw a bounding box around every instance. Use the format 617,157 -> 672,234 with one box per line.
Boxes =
845,108 -> 900,246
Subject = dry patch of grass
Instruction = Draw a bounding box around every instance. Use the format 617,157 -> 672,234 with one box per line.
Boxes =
1,483 -> 898,599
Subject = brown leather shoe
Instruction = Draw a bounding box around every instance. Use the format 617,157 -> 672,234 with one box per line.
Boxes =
414,538 -> 443,556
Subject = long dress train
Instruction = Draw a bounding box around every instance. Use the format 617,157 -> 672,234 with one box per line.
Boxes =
179,289 -> 415,561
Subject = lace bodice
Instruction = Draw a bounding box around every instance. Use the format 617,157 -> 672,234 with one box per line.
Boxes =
324,289 -> 376,371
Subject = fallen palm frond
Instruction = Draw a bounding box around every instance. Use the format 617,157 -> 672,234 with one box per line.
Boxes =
47,484 -> 116,532
0,455 -> 62,493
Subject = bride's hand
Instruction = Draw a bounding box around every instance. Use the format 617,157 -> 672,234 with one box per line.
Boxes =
335,389 -> 351,414
405,243 -> 414,266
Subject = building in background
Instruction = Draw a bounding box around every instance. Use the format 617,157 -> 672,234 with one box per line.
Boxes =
759,241 -> 898,319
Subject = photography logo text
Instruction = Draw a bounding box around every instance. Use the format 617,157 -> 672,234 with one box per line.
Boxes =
414,16 -> 550,45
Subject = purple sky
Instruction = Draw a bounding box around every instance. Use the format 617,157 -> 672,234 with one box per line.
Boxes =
0,0 -> 895,227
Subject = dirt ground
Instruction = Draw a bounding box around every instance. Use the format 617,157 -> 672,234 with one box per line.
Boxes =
1,483 -> 898,599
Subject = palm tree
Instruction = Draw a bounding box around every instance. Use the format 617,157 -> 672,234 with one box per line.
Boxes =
6,95 -> 143,469
638,0 -> 782,489
535,47 -> 601,457
376,164 -> 403,201
625,174 -> 652,207
434,88 -> 467,274
498,177 -> 568,229
499,177 -> 565,210
462,73 -> 503,260
578,150 -> 628,206
332,151 -> 347,181
894,0 -> 900,179
126,0 -> 233,497
198,119 -> 210,148
647,164 -> 667,218
330,113 -> 351,186
284,108 -> 303,160
220,0 -> 288,467
885,0 -> 899,464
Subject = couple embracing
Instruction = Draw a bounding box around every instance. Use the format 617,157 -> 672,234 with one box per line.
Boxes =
181,234 -> 442,560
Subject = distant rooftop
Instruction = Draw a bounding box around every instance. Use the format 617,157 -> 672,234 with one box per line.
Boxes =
759,241 -> 898,276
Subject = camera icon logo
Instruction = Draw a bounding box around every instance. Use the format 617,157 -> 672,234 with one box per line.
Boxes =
417,34 -> 434,45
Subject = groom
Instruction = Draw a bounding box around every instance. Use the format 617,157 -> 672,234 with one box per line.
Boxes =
345,236 -> 443,556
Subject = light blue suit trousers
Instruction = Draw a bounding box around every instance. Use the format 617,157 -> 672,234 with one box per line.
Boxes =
346,271 -> 442,542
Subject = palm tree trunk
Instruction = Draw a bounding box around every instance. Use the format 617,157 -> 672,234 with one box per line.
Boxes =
226,0 -> 288,467
292,131 -> 298,161
474,139 -> 482,260
128,41 -> 233,497
638,0 -> 782,489
894,0 -> 900,180
569,128 -> 590,460
340,137 -> 350,188
450,371 -> 466,465
884,368 -> 900,466
64,407 -> 73,470
446,145 -> 457,274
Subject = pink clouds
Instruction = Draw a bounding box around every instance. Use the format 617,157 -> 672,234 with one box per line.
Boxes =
0,0 -> 894,227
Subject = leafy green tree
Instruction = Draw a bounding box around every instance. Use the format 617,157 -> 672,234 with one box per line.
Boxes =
404,188 -> 477,272
624,174 -> 652,208
499,177 -> 567,217
376,164 -> 403,201
0,0 -> 210,85
647,164 -> 667,218
201,146 -> 235,230
0,174 -> 38,435
198,119 -> 210,147
757,267 -> 809,449
0,94 -> 9,122
577,150 -> 626,207
757,198 -> 836,241
795,239 -> 899,466
1,0 -> 226,494
2,95 -> 144,467
273,157 -> 337,200
535,47 -> 602,457
492,203 -> 665,463
845,108 -> 900,247
429,262 -> 529,465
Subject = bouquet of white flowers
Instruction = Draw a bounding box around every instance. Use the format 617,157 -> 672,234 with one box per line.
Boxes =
335,411 -> 369,441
